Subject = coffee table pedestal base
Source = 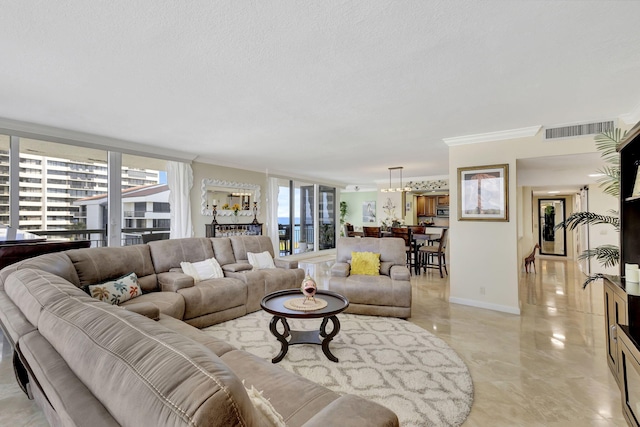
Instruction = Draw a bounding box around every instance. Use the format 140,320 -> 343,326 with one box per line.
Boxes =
269,315 -> 340,363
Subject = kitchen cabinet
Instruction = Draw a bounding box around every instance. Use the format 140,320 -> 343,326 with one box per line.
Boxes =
437,195 -> 449,206
416,196 -> 437,217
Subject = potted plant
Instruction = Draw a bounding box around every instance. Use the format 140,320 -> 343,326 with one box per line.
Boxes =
339,201 -> 348,236
555,128 -> 625,287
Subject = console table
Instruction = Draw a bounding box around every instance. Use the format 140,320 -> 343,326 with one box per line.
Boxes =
205,223 -> 262,237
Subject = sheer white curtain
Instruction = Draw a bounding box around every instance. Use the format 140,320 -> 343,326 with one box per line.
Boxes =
267,176 -> 280,253
167,161 -> 194,239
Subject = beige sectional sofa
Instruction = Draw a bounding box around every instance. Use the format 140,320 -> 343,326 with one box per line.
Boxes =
0,235 -> 399,427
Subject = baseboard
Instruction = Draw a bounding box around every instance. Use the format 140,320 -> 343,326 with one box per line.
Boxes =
448,297 -> 521,315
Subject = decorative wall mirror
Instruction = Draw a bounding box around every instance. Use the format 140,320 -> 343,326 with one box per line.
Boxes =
201,179 -> 261,217
538,198 -> 566,256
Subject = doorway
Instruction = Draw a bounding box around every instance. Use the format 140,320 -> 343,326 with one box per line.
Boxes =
538,198 -> 567,256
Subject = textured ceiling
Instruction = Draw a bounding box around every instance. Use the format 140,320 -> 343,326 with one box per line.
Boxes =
1,1 -> 640,187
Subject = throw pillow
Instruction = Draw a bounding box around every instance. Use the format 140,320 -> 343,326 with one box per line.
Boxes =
180,258 -> 224,283
247,251 -> 276,270
245,384 -> 286,427
87,272 -> 142,305
350,251 -> 381,275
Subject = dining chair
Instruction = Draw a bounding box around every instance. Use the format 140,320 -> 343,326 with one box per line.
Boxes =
344,223 -> 359,237
362,226 -> 381,238
418,228 -> 448,278
390,227 -> 415,271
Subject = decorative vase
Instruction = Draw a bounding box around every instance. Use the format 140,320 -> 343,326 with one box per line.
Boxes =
232,214 -> 238,224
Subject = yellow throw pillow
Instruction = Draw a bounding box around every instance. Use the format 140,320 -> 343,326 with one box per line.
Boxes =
350,251 -> 381,275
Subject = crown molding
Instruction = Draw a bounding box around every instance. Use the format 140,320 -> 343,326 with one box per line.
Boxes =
443,125 -> 542,146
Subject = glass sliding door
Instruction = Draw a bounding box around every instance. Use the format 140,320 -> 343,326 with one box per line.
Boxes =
274,180 -> 337,254
298,184 -> 314,252
319,185 -> 336,250
277,180 -> 293,255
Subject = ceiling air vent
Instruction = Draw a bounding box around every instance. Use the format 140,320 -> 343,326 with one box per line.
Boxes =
545,120 -> 615,140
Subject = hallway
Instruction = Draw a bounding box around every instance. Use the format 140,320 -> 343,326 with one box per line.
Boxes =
300,255 -> 625,426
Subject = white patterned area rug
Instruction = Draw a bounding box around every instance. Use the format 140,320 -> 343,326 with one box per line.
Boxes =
203,311 -> 473,427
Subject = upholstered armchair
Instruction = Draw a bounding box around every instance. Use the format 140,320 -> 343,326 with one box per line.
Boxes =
328,237 -> 411,318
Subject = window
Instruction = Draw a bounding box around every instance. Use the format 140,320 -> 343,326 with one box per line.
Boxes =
153,202 -> 170,213
153,219 -> 170,228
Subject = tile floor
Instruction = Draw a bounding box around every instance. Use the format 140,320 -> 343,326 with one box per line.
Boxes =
0,256 -> 628,426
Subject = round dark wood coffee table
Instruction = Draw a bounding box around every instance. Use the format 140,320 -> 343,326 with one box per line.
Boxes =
260,289 -> 349,363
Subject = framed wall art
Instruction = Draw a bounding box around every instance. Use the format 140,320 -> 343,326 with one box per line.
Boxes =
363,201 -> 376,223
458,163 -> 509,221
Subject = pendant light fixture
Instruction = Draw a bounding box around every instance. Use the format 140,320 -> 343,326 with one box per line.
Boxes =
381,166 -> 412,192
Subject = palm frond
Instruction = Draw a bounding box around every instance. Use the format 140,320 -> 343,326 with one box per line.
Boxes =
577,244 -> 620,268
582,273 -> 606,289
555,211 -> 619,232
594,128 -> 626,166
596,165 -> 620,198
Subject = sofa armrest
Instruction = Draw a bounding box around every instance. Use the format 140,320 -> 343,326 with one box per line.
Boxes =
302,394 -> 398,427
389,265 -> 410,281
156,272 -> 194,292
330,262 -> 350,277
122,302 -> 160,320
222,263 -> 253,273
273,258 -> 298,269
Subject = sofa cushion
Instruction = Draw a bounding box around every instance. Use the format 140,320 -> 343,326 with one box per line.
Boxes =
229,235 -> 275,261
148,237 -> 214,273
245,384 -> 286,427
210,237 -> 237,266
178,278 -> 247,321
66,245 -> 158,292
0,252 -> 80,291
19,330 -> 120,427
181,258 -> 224,282
120,291 -> 186,320
5,268 -> 90,328
221,349 -> 341,426
13,268 -> 262,427
86,272 -> 142,305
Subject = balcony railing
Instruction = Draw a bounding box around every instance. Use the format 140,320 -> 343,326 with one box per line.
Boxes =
31,227 -> 170,247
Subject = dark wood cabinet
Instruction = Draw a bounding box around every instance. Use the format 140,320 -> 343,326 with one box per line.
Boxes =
205,223 -> 262,237
604,276 -> 631,385
437,195 -> 449,206
617,326 -> 640,426
416,196 -> 437,217
607,121 -> 640,425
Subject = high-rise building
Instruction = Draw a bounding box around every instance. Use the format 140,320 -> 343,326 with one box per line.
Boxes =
0,150 -> 161,231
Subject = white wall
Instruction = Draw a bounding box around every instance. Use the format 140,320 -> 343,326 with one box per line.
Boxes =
190,162 -> 267,238
586,183 -> 619,275
449,130 -> 604,314
340,191 -> 378,228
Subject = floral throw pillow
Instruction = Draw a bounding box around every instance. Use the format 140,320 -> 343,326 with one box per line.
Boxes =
87,272 -> 142,305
